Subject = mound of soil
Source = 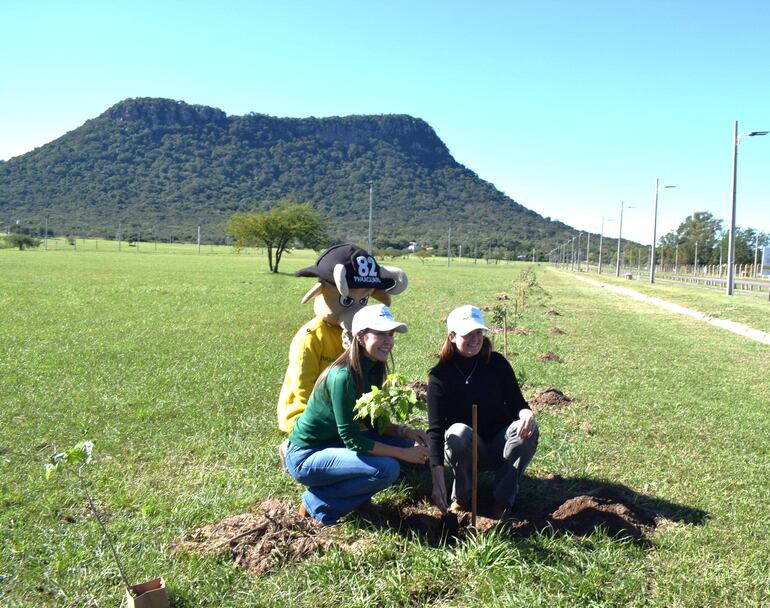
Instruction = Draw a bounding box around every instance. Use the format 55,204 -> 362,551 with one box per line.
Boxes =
545,310 -> 561,316
529,388 -> 573,412
550,495 -> 655,540
170,498 -> 516,574
360,502 -> 500,544
537,351 -> 561,362
406,379 -> 428,404
170,499 -> 337,575
548,327 -> 565,335
495,293 -> 510,300
512,327 -> 530,335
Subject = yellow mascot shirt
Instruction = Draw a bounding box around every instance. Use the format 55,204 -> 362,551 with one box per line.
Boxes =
277,317 -> 343,433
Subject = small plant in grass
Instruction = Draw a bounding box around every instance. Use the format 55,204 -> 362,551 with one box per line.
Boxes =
491,304 -> 510,358
45,440 -> 151,602
354,373 -> 421,433
490,304 -> 508,328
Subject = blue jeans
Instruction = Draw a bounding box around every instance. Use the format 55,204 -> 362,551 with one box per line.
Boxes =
285,432 -> 413,525
444,419 -> 539,507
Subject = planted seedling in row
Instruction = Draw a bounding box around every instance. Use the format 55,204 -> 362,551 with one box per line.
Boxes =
45,440 -> 169,608
354,373 -> 422,433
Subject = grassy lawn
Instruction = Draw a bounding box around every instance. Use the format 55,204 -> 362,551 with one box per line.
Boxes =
1,249 -> 768,607
559,265 -> 770,334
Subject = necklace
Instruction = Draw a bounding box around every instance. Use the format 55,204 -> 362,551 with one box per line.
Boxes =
454,359 -> 479,385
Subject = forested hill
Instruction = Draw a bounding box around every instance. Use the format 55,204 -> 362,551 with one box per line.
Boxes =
0,97 -> 578,254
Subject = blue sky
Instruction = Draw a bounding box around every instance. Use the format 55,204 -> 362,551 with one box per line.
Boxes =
2,0 -> 768,245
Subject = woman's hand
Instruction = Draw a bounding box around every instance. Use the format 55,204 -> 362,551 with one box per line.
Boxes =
430,466 -> 448,514
399,444 -> 430,465
404,427 -> 429,447
518,408 -> 536,440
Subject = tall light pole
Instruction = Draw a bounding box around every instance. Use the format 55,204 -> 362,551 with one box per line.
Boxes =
754,232 -> 760,277
577,232 -> 582,270
649,180 -> 677,283
694,240 -> 698,273
598,217 -> 614,275
727,121 -> 768,295
367,180 -> 373,253
675,242 -> 679,273
615,202 -> 635,277
585,232 -> 590,272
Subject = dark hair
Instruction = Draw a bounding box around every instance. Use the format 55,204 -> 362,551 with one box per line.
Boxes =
437,332 -> 493,366
313,334 -> 387,402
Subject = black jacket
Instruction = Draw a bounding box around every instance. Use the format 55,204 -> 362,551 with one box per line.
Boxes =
427,351 -> 529,467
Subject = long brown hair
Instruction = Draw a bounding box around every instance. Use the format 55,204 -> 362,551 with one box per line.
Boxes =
313,334 -> 387,402
437,332 -> 493,366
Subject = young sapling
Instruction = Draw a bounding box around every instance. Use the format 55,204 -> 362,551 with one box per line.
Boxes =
45,440 -> 134,596
354,373 -> 421,433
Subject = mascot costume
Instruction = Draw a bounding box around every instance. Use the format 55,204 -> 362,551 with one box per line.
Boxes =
277,244 -> 408,433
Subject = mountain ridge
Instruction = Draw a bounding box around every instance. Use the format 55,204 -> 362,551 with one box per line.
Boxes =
0,97 -> 581,255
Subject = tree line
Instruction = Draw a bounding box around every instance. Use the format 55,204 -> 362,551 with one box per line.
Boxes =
656,211 -> 768,266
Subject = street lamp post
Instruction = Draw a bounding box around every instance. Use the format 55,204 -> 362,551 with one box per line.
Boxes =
615,202 -> 635,277
598,217 -> 614,275
675,242 -> 679,273
694,240 -> 698,274
367,181 -> 373,253
649,179 -> 677,283
754,232 -> 760,277
577,232 -> 582,271
727,121 -> 768,295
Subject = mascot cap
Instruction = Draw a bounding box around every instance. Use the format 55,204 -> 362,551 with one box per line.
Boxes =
295,244 -> 395,290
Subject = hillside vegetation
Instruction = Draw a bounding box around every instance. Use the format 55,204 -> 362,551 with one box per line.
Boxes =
0,98 -> 590,256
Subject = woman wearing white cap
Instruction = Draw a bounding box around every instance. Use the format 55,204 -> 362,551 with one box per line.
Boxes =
427,305 -> 538,518
285,304 -> 430,525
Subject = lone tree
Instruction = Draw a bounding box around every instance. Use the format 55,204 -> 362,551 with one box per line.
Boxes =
227,201 -> 327,272
4,234 -> 42,250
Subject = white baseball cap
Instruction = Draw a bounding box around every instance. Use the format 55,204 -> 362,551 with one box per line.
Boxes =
447,305 -> 489,336
352,304 -> 408,336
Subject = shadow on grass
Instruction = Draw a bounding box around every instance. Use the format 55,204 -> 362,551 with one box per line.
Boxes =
355,471 -> 709,548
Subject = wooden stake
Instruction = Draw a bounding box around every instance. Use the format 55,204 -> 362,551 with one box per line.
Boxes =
503,309 -> 508,359
471,403 -> 478,528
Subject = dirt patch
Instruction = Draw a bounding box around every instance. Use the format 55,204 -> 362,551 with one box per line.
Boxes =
406,379 -> 428,404
545,310 -> 561,316
170,499 -> 338,575
358,497 -> 530,544
537,351 -> 561,362
512,327 -> 529,335
529,388 -> 573,412
495,293 -> 510,300
171,497 -> 523,574
548,327 -> 564,335
550,495 -> 655,540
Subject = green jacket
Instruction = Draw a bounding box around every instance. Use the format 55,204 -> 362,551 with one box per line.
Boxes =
289,358 -> 376,452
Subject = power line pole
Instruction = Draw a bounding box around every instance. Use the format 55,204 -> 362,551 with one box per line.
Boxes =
447,226 -> 451,268
367,181 -> 373,253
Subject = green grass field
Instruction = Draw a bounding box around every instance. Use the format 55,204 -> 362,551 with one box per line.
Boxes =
565,266 -> 770,334
1,248 -> 769,607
